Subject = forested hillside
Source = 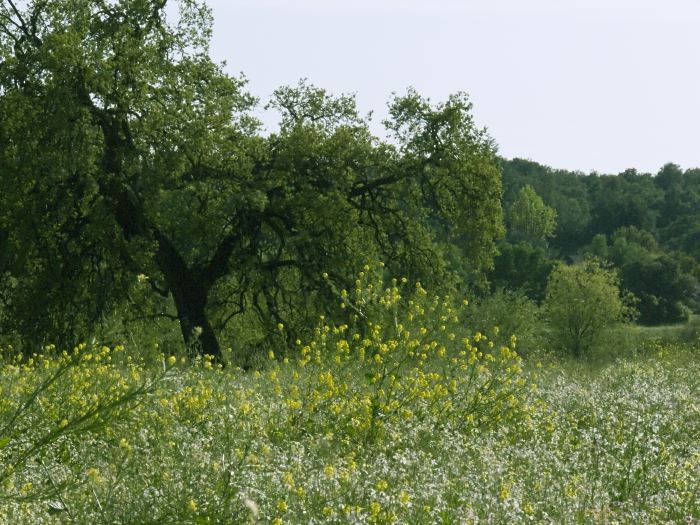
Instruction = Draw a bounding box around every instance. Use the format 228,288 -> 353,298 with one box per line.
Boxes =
493,158 -> 700,324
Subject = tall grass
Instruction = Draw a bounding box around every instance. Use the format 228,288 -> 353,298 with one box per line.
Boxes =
1,269 -> 698,523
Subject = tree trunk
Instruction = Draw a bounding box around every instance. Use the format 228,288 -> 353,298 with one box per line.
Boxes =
100,182 -> 224,359
170,283 -> 221,359
95,116 -> 225,360
152,233 -> 223,360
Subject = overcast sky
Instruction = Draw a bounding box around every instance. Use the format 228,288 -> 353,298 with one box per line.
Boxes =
201,0 -> 700,174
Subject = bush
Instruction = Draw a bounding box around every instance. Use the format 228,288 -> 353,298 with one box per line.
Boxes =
543,259 -> 636,357
464,289 -> 544,357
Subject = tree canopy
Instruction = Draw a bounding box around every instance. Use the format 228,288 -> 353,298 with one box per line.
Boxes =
506,185 -> 557,245
0,0 -> 504,358
543,259 -> 635,357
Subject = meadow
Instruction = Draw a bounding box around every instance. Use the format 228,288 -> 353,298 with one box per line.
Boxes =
1,273 -> 699,524
2,2 -> 700,523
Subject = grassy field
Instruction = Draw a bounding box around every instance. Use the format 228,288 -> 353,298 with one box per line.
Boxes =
1,279 -> 699,524
625,314 -> 700,344
1,337 -> 699,523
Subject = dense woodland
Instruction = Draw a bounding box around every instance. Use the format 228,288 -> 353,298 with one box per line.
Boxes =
494,159 -> 700,324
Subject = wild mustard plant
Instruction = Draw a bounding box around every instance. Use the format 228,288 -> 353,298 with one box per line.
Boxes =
266,263 -> 534,448
1,284 -> 699,523
0,344 -> 175,515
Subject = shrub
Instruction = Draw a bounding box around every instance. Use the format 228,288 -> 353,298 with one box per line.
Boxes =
543,259 -> 636,357
464,288 -> 544,357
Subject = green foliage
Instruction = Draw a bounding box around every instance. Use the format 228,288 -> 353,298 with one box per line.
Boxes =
600,227 -> 699,325
268,264 -> 532,446
661,215 -> 700,260
587,170 -> 663,236
488,241 -> 554,301
0,2 -> 504,357
501,158 -> 700,325
464,288 -> 544,356
619,255 -> 694,325
543,259 -> 636,357
0,0 -> 257,353
3,334 -> 700,522
587,233 -> 609,260
0,343 -> 174,519
500,158 -> 591,254
506,185 -> 557,245
0,271 -> 539,523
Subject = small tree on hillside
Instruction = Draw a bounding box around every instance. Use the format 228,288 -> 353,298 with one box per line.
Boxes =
543,259 -> 636,357
507,185 -> 557,245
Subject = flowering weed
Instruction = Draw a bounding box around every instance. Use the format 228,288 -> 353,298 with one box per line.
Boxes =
0,271 -> 698,523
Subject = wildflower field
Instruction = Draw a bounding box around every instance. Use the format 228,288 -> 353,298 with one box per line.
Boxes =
1,272 -> 699,524
2,1 -> 700,524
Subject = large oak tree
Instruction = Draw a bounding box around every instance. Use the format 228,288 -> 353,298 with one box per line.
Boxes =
0,0 -> 503,358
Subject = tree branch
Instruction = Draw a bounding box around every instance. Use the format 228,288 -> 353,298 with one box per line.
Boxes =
4,0 -> 28,35
348,173 -> 403,198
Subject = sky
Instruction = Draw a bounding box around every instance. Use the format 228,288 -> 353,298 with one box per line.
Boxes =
200,0 -> 700,175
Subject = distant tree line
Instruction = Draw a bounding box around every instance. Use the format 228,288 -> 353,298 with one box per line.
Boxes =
491,159 -> 700,325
